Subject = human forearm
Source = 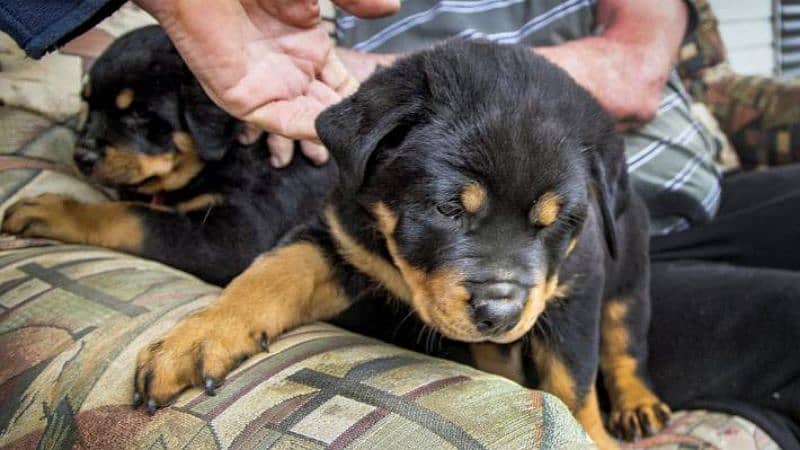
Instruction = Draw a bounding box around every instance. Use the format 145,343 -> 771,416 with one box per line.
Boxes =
536,0 -> 688,123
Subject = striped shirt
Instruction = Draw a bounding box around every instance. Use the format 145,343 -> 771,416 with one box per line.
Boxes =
336,0 -> 720,235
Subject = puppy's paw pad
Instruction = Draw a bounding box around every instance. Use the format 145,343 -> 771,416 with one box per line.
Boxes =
2,194 -> 77,237
133,318 -> 261,413
610,401 -> 670,441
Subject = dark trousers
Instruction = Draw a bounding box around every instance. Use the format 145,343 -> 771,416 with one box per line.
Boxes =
648,164 -> 800,449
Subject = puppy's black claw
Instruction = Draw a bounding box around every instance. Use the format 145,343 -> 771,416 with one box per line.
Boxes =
618,414 -> 634,441
203,377 -> 218,396
132,391 -> 143,408
146,399 -> 157,416
655,404 -> 671,424
260,332 -> 270,352
638,410 -> 653,436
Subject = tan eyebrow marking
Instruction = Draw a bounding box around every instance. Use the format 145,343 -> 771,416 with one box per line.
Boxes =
115,88 -> 135,109
460,182 -> 487,213
531,191 -> 561,226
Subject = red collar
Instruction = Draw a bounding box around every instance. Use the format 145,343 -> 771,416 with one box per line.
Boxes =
150,191 -> 166,206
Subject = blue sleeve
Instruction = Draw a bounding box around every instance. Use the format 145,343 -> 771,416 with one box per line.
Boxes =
0,0 -> 127,59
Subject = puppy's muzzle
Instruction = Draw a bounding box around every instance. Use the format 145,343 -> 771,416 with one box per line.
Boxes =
468,281 -> 527,335
74,138 -> 104,175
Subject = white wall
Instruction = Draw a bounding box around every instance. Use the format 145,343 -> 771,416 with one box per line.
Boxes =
707,0 -> 775,76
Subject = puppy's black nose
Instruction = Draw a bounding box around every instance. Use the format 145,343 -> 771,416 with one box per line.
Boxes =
74,147 -> 100,174
470,282 -> 526,335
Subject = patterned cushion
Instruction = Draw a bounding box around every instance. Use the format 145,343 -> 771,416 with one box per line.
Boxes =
0,243 -> 782,450
630,410 -> 780,450
677,0 -> 727,85
0,107 -> 111,213
0,245 -> 592,449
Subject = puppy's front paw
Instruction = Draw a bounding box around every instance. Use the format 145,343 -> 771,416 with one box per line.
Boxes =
609,400 -> 670,441
2,194 -> 84,242
133,313 -> 267,414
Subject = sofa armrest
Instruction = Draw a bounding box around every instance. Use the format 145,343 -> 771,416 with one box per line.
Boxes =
0,244 -> 594,449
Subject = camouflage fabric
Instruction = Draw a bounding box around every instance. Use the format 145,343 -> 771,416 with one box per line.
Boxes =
676,0 -> 800,169
676,0 -> 727,89
700,73 -> 800,169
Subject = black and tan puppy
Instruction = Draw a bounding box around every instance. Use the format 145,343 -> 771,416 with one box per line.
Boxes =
130,40 -> 667,447
1,26 -> 337,286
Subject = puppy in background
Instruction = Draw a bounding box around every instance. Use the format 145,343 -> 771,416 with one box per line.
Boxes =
2,25 -> 337,285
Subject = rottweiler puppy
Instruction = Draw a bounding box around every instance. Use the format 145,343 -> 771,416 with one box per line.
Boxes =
128,40 -> 668,447
1,26 -> 337,286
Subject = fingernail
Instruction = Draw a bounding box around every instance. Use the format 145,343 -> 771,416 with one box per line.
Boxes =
270,155 -> 287,168
314,153 -> 329,165
146,399 -> 157,416
133,392 -> 143,407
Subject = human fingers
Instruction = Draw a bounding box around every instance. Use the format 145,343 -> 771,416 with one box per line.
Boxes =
257,0 -> 321,29
245,79 -> 341,141
267,134 -> 295,168
332,0 -> 400,18
320,50 -> 360,97
300,140 -> 329,165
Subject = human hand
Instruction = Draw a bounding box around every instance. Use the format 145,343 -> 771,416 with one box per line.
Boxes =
135,0 -> 399,148
261,48 -> 400,167
267,134 -> 329,167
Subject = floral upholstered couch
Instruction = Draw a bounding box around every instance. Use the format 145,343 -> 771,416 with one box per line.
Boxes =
0,4 -> 784,449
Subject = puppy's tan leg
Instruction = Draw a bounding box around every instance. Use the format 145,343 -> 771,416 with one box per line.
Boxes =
2,194 -> 145,251
134,242 -> 349,411
532,340 -> 619,450
601,299 -> 670,439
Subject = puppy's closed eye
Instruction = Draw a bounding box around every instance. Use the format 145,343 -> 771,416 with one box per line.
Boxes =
436,200 -> 465,219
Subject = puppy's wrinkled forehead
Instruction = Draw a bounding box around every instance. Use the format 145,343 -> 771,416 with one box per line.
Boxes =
317,39 -> 612,201
85,26 -> 185,106
406,115 -> 585,204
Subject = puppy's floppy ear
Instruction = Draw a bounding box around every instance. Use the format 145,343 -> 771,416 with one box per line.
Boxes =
315,58 -> 429,197
179,81 -> 240,161
585,135 -> 626,260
